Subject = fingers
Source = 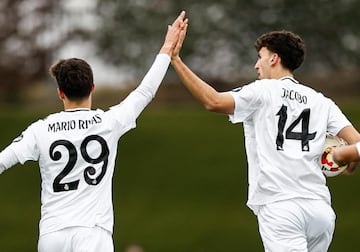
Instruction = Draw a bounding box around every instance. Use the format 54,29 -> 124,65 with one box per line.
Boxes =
171,21 -> 188,58
182,18 -> 189,29
159,11 -> 188,56
172,10 -> 186,26
178,23 -> 188,49
169,11 -> 187,32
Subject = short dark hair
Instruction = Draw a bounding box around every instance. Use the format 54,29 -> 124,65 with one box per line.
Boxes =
255,30 -> 305,71
49,58 -> 94,100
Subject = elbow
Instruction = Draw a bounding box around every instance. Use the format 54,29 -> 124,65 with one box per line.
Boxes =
200,92 -> 234,114
203,97 -> 221,112
205,105 -> 224,113
204,102 -> 218,112
203,100 -> 230,114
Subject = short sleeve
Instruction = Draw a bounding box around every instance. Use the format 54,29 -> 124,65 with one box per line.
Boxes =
108,102 -> 138,134
228,81 -> 265,123
326,99 -> 351,135
8,123 -> 40,164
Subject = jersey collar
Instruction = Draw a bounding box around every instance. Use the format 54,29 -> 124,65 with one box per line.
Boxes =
280,76 -> 299,84
64,108 -> 91,112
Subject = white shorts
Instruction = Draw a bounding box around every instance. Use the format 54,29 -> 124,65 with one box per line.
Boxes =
257,198 -> 335,252
38,226 -> 114,252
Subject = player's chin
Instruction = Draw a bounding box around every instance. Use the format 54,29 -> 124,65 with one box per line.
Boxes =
257,72 -> 265,80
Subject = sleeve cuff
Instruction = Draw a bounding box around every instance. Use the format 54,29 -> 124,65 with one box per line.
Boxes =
355,142 -> 360,157
157,53 -> 171,62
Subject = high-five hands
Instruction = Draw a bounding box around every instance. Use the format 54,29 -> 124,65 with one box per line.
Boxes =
160,11 -> 188,56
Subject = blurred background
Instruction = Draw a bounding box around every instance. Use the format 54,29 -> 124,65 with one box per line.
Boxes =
1,0 -> 360,104
0,0 -> 360,251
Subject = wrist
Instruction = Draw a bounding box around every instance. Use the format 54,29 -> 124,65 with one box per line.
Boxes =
159,44 -> 172,56
171,55 -> 182,64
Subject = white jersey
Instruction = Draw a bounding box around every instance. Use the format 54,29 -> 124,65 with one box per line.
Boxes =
0,54 -> 170,236
229,76 -> 351,214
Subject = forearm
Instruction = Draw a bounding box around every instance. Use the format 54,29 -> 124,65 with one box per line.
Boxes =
171,56 -> 216,106
337,125 -> 360,145
123,53 -> 170,118
333,143 -> 360,165
171,56 -> 234,114
135,53 -> 170,98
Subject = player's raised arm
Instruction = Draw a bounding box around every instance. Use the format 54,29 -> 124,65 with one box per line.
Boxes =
171,19 -> 235,115
115,11 -> 187,120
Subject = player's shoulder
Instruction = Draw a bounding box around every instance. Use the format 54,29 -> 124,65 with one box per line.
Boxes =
247,79 -> 287,96
18,115 -> 50,135
295,82 -> 333,102
293,86 -> 335,110
22,112 -> 60,132
34,111 -> 65,124
233,79 -> 273,92
252,78 -> 283,91
252,78 -> 276,86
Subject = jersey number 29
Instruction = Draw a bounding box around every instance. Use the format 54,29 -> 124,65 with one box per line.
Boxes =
49,135 -> 110,192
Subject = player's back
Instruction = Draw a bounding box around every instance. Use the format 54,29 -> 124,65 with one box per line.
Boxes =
23,107 -> 133,235
238,77 -> 350,211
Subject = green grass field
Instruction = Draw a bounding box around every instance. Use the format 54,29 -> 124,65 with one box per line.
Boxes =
0,102 -> 359,251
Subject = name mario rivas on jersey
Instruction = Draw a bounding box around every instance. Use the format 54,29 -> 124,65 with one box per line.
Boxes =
48,114 -> 102,132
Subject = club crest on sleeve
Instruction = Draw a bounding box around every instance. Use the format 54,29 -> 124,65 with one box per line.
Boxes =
232,87 -> 242,92
13,133 -> 24,143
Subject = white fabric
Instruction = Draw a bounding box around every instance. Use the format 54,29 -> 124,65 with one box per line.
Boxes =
228,77 -> 351,214
0,53 -> 170,237
257,198 -> 335,252
0,147 -> 18,174
355,142 -> 360,158
38,226 -> 113,252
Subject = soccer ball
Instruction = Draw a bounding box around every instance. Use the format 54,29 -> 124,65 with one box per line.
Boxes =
319,135 -> 348,177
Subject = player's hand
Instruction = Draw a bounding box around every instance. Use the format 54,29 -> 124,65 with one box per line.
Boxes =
341,161 -> 358,175
171,17 -> 188,61
159,11 -> 187,55
330,146 -> 357,175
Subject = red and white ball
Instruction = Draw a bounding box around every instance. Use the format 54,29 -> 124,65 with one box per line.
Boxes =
319,135 -> 348,177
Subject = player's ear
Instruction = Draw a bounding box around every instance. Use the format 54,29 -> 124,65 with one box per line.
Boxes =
270,53 -> 279,65
57,88 -> 65,100
91,83 -> 95,93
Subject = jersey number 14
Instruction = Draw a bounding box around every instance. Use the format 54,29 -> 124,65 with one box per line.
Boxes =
276,105 -> 317,152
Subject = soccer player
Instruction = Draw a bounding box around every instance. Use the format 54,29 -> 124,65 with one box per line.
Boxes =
171,24 -> 360,251
0,11 -> 187,252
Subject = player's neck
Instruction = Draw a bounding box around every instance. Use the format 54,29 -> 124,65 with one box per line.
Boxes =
63,97 -> 92,110
271,67 -> 294,80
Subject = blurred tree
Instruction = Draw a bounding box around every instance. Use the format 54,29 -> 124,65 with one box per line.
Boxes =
0,0 -> 94,103
94,0 -> 360,85
1,0 -> 360,103
0,0 -> 59,102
